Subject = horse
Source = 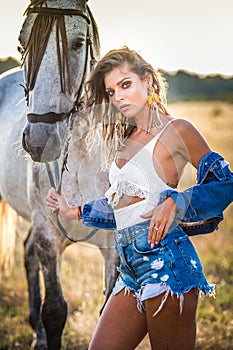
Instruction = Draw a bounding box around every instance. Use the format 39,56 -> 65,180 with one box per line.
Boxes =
0,1 -> 119,349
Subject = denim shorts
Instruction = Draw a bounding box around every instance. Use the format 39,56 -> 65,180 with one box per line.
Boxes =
113,221 -> 215,315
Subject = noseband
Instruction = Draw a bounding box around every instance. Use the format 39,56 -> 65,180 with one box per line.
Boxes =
22,5 -> 96,123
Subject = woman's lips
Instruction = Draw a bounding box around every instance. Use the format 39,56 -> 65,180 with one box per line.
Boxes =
119,104 -> 130,113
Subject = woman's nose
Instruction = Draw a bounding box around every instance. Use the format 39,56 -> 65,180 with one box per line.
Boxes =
114,89 -> 124,102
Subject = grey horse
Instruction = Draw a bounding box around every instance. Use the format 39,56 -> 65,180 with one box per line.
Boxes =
0,1 -> 119,349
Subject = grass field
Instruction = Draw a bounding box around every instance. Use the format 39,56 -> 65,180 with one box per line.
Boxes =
0,101 -> 232,349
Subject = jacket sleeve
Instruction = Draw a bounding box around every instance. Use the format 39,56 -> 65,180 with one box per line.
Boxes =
159,152 -> 233,223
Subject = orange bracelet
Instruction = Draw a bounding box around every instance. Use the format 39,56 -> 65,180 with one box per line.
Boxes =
72,206 -> 81,219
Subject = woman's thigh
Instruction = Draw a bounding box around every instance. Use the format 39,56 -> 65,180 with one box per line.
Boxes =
145,289 -> 198,350
88,290 -> 147,350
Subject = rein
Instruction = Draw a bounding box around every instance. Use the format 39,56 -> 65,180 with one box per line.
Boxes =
44,105 -> 98,243
46,160 -> 98,243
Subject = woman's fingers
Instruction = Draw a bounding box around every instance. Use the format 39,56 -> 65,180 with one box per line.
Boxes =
46,188 -> 60,211
48,187 -> 60,200
46,196 -> 58,211
148,220 -> 166,248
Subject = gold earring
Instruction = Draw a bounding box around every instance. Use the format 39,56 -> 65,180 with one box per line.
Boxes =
147,86 -> 162,132
147,86 -> 160,105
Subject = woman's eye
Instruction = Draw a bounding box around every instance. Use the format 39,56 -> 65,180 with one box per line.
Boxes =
122,81 -> 131,89
107,90 -> 114,97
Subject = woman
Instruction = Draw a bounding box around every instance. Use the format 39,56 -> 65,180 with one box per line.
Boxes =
46,47 -> 232,349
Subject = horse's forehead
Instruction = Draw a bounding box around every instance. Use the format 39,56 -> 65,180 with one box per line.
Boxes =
19,0 -> 88,45
28,0 -> 87,8
51,0 -> 88,9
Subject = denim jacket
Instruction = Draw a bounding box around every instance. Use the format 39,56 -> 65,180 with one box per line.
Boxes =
82,152 -> 233,236
159,152 -> 233,235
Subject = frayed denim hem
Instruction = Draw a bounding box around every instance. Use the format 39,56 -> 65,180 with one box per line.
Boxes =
113,279 -> 216,316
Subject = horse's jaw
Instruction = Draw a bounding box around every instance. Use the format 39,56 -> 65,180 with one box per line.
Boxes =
22,122 -> 62,162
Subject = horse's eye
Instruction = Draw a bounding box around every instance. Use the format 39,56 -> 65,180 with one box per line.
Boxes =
72,38 -> 84,51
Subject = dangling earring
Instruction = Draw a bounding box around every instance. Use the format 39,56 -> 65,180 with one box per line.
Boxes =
147,86 -> 163,132
147,86 -> 160,105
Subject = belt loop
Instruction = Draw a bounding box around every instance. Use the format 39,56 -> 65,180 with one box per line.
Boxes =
125,228 -> 130,244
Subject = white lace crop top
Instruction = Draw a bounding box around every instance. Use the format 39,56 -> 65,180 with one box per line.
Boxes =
105,120 -> 175,230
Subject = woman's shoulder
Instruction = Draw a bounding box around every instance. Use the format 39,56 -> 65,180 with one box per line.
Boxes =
167,116 -> 211,164
169,117 -> 195,129
168,117 -> 200,137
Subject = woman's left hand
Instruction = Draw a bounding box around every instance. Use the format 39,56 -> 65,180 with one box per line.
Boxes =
141,197 -> 176,248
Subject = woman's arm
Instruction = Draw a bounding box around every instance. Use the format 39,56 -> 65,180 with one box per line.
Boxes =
171,118 -> 211,168
142,119 -> 232,246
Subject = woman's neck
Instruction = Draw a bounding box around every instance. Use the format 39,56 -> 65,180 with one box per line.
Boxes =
133,108 -> 150,132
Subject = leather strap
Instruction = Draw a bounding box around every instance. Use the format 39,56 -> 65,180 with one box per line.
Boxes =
45,160 -> 99,242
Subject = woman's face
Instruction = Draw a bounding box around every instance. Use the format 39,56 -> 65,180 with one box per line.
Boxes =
104,63 -> 150,119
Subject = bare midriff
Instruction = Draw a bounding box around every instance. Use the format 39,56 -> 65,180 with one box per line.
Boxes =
112,193 -> 146,210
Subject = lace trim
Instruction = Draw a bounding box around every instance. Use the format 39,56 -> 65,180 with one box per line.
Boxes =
105,179 -> 152,207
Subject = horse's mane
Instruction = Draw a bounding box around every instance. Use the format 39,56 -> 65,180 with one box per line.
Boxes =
86,5 -> 100,58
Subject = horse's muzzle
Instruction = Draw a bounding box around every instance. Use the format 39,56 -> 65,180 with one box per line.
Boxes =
22,122 -> 61,162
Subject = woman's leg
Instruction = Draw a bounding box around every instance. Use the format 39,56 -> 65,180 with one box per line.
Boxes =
145,289 -> 198,350
88,290 -> 148,350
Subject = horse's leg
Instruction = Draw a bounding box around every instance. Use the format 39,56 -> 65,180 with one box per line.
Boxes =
99,247 -> 120,314
34,224 -> 67,350
24,228 -> 47,349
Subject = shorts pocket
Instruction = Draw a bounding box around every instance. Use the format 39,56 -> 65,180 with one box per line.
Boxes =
132,233 -> 161,255
115,245 -> 136,277
175,235 -> 203,276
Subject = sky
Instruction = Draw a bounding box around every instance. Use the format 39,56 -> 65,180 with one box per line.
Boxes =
0,0 -> 233,76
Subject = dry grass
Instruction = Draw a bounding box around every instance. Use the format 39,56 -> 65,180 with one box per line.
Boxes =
0,101 -> 232,349
169,101 -> 233,163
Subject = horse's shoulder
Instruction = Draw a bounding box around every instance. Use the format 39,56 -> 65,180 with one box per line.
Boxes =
0,68 -> 25,104
0,66 -> 23,80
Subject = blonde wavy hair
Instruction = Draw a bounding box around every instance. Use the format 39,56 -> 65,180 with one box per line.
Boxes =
84,46 -> 168,169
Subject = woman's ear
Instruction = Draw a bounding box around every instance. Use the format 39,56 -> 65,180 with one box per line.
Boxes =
144,72 -> 153,86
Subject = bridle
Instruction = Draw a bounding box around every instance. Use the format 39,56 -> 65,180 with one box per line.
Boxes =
22,5 -> 99,242
21,5 -> 97,123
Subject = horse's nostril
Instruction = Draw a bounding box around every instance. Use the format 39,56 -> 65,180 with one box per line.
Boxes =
22,130 -> 29,152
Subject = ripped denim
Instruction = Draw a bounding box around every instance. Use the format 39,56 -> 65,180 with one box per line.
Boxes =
113,221 -> 215,316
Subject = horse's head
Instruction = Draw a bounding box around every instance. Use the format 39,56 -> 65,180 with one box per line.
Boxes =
19,0 -> 100,162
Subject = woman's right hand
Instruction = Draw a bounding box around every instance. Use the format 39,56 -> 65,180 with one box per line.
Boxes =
46,187 -> 82,220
